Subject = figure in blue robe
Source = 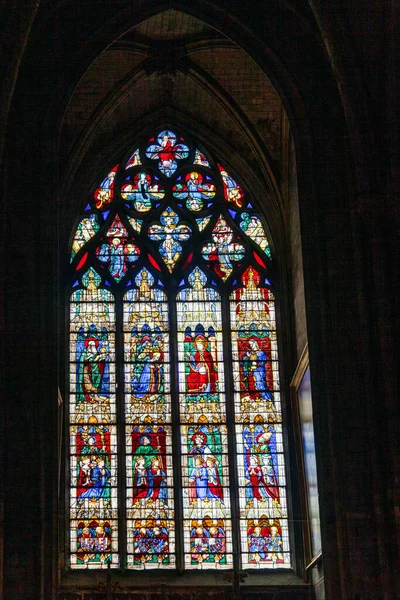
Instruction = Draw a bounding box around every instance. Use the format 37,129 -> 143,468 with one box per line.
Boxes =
241,339 -> 273,401
79,459 -> 111,501
131,327 -> 163,400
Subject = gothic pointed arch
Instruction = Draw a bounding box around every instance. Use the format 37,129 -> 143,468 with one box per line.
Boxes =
68,126 -> 290,571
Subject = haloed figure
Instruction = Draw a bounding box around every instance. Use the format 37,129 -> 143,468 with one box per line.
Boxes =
78,338 -> 107,404
241,339 -> 273,402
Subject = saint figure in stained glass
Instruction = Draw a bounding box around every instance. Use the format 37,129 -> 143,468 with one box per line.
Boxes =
172,171 -> 216,212
202,216 -> 245,281
121,171 -> 165,212
130,325 -> 164,402
240,338 -> 274,403
146,130 -> 189,177
76,328 -> 109,405
97,216 -> 140,282
185,326 -> 218,395
69,127 -> 291,572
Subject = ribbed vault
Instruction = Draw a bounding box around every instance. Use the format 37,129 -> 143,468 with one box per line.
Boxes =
61,8 -> 288,239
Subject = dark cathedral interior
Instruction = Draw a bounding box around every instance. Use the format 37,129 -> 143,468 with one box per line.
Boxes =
1,1 -> 398,599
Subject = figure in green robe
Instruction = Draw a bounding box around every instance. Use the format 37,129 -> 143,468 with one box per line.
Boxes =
133,434 -> 159,468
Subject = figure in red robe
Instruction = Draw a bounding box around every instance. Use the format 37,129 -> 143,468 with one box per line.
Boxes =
247,456 -> 264,501
158,134 -> 176,167
205,457 -> 224,502
186,335 -> 217,394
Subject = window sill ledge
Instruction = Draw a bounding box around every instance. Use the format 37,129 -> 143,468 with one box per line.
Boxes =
60,568 -> 309,598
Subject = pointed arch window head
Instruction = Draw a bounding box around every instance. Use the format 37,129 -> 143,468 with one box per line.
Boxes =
68,128 -> 289,572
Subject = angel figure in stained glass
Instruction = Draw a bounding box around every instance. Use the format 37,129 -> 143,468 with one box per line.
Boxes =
94,166 -> 117,210
239,212 -> 271,258
202,216 -> 245,281
77,519 -> 112,565
71,214 -> 100,260
218,164 -> 244,208
133,517 -> 169,565
207,521 -> 226,563
248,525 -> 267,563
265,525 -> 284,563
246,516 -> 275,564
173,171 -> 216,212
190,520 -> 209,563
190,516 -> 226,565
99,237 -> 125,278
145,130 -> 189,177
148,207 -> 191,272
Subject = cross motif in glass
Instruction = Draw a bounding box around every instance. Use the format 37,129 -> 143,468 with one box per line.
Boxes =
148,207 -> 192,272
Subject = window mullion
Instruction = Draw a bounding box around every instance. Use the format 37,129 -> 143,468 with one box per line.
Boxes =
169,285 -> 184,572
221,291 -> 241,573
116,288 -> 127,569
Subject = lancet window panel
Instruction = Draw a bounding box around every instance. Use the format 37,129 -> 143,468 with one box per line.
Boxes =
123,268 -> 176,569
67,127 -> 291,572
68,269 -> 119,569
177,269 -> 233,569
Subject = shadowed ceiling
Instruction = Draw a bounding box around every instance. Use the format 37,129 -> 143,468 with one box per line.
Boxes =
61,9 -> 288,214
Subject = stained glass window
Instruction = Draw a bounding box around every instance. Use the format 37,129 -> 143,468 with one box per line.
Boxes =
68,128 -> 291,572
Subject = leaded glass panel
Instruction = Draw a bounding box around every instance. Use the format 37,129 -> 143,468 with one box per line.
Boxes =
67,127 -> 291,573
69,268 -> 119,568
